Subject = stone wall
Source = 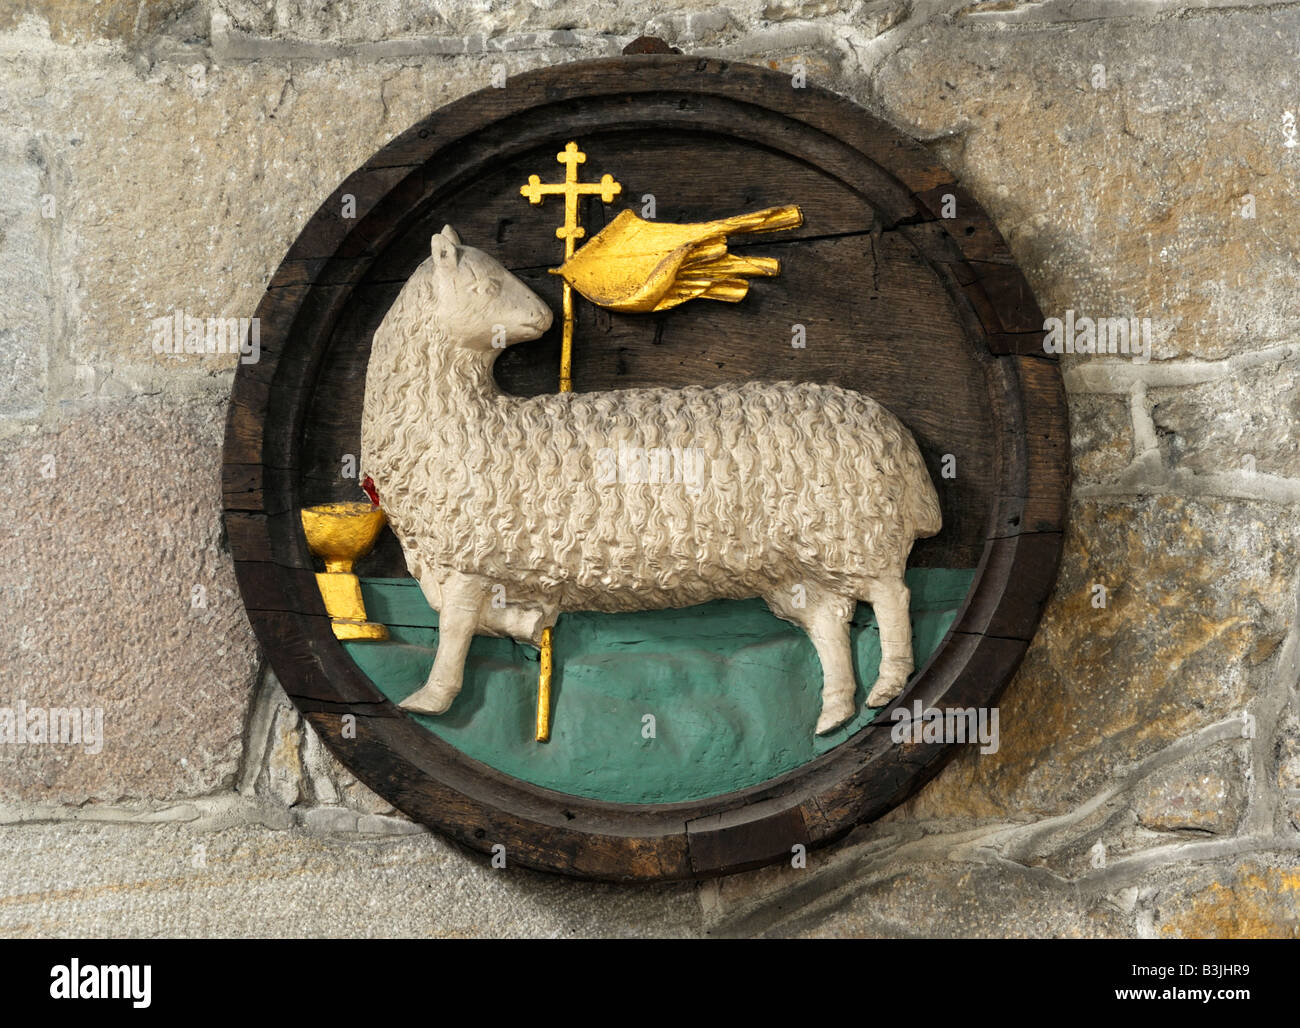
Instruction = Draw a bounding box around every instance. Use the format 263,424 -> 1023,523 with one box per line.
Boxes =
1,0 -> 1297,937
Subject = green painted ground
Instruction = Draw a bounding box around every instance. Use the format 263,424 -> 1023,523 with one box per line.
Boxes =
344,568 -> 974,804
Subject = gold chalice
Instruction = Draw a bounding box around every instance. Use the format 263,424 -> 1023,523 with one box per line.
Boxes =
301,502 -> 390,641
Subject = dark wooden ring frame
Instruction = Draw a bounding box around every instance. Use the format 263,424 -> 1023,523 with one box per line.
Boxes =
222,55 -> 1070,882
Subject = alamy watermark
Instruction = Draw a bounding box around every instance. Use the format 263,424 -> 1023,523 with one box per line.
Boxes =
50,960 -> 150,1008
0,701 -> 103,754
150,309 -> 260,364
1043,309 -> 1151,364
595,443 -> 709,495
890,700 -> 1000,754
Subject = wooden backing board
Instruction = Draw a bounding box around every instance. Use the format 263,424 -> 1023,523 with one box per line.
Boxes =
222,54 -> 1071,881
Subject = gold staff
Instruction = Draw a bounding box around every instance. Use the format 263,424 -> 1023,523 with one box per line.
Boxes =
519,141 -> 622,741
520,142 -> 799,743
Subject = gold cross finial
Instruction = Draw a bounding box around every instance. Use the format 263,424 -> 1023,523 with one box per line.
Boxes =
521,142 -> 622,256
519,140 -> 622,401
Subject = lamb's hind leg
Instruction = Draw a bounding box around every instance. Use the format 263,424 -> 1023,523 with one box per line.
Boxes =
400,571 -> 490,715
767,587 -> 858,736
866,576 -> 912,708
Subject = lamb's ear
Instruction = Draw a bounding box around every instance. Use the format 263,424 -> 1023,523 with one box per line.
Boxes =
431,227 -> 461,266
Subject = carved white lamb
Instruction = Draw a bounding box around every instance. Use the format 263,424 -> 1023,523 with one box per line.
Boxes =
361,226 -> 941,735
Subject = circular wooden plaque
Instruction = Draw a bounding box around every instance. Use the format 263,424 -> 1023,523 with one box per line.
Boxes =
222,54 -> 1069,881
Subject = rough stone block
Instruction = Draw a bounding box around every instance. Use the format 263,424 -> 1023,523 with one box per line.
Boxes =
1069,392 -> 1133,484
0,129 -> 53,420
1150,358 -> 1300,480
897,496 -> 1297,819
787,861 -> 1131,938
875,10 -> 1300,360
0,822 -> 701,937
0,1 -> 198,46
1132,743 -> 1247,834
1152,858 -> 1300,938
0,43 -> 548,374
0,394 -> 259,803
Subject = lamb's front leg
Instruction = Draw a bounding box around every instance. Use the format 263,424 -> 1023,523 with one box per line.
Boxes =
399,571 -> 491,715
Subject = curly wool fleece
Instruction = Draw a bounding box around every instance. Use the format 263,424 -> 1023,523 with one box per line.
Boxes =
360,227 -> 941,730
362,262 -> 939,615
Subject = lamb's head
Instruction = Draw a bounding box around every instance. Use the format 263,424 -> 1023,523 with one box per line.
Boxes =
418,225 -> 553,351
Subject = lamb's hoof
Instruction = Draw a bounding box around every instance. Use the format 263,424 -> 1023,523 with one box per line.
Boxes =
866,676 -> 906,708
815,701 -> 856,736
399,684 -> 456,715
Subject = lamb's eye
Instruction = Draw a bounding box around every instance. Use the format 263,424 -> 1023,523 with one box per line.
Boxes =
471,278 -> 501,297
